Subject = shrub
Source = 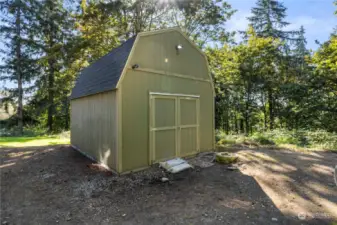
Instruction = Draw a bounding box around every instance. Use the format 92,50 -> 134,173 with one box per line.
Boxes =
216,129 -> 337,151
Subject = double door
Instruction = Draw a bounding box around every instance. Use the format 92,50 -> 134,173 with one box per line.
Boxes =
149,92 -> 200,163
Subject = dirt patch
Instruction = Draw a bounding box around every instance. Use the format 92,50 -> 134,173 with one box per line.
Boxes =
1,145 -> 336,225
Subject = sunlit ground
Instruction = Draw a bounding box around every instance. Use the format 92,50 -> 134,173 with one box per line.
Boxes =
0,136 -> 70,147
238,150 -> 337,221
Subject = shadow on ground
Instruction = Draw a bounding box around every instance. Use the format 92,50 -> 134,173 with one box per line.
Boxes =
1,145 -> 336,225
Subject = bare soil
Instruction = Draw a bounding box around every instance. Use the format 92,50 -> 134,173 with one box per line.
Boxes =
1,145 -> 337,225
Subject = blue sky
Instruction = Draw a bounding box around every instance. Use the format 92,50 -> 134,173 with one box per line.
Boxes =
1,0 -> 336,90
226,0 -> 336,50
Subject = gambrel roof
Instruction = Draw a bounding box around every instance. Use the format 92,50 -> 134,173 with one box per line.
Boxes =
70,37 -> 136,100
70,28 -> 215,100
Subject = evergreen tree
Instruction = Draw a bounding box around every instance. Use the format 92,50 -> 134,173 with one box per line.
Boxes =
33,0 -> 74,132
0,0 -> 38,135
293,26 -> 309,77
247,0 -> 295,40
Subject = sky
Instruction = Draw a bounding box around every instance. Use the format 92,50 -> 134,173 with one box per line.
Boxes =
1,0 -> 336,90
226,0 -> 336,50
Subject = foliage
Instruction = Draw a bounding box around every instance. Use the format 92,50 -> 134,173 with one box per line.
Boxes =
216,129 -> 337,151
207,27 -> 284,134
247,0 -> 297,40
170,0 -> 236,47
0,0 -> 39,135
0,0 -> 336,141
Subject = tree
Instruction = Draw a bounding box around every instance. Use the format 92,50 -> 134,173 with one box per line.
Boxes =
0,0 -> 38,135
74,0 -> 121,63
247,0 -> 295,40
207,27 -> 283,133
33,0 -> 74,132
170,0 -> 236,47
293,26 -> 309,74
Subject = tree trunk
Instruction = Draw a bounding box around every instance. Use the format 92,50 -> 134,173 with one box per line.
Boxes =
135,1 -> 141,34
15,0 -> 23,135
47,3 -> 55,133
261,91 -> 267,131
225,109 -> 229,134
47,58 -> 54,133
268,88 -> 274,130
234,113 -> 238,134
240,119 -> 244,134
64,95 -> 69,130
245,78 -> 251,135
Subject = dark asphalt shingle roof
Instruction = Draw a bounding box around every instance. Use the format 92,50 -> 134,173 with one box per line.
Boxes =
70,37 -> 136,100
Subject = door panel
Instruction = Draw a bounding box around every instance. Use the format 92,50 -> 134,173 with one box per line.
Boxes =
179,98 -> 199,156
155,129 -> 176,160
149,93 -> 199,164
150,96 -> 177,163
180,127 -> 197,156
180,99 -> 197,125
155,98 -> 175,127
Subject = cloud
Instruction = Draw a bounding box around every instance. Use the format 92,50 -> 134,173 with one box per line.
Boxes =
286,16 -> 335,34
226,11 -> 251,42
285,16 -> 317,30
286,15 -> 336,49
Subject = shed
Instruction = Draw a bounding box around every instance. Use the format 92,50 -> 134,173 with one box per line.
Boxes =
70,28 -> 215,174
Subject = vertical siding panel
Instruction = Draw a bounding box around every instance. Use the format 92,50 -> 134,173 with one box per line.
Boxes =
70,91 -> 118,171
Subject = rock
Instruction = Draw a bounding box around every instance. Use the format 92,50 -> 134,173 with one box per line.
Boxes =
122,214 -> 126,217
328,183 -> 335,187
215,152 -> 238,164
161,177 -> 169,182
2,221 -> 8,225
271,217 -> 278,221
227,166 -> 239,171
66,212 -> 72,221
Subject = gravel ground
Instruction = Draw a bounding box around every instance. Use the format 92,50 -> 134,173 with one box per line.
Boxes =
1,145 -> 336,225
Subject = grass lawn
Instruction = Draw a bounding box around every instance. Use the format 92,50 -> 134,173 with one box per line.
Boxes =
0,136 -> 70,147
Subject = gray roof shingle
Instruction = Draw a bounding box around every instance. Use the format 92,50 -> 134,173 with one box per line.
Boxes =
70,37 -> 136,99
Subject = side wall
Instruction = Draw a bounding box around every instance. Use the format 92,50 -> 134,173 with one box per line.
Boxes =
120,30 -> 214,172
71,91 -> 118,171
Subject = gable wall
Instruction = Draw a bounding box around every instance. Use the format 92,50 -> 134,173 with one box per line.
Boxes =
127,30 -> 210,81
118,30 -> 214,172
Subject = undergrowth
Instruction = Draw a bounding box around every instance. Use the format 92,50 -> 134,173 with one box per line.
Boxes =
216,129 -> 337,152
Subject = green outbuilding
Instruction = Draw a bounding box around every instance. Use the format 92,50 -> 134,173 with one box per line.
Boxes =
70,28 -> 215,174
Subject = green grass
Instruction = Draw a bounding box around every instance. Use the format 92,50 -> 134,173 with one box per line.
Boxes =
0,135 -> 70,147
216,129 -> 337,152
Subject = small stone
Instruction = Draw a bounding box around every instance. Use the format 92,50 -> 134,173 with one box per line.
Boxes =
271,217 -> 278,221
227,166 -> 239,171
66,212 -> 72,221
161,177 -> 169,182
122,214 -> 126,217
328,183 -> 335,187
2,221 -> 8,225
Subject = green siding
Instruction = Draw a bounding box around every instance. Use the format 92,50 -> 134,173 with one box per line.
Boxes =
129,31 -> 209,81
71,91 -> 118,171
121,70 -> 214,172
